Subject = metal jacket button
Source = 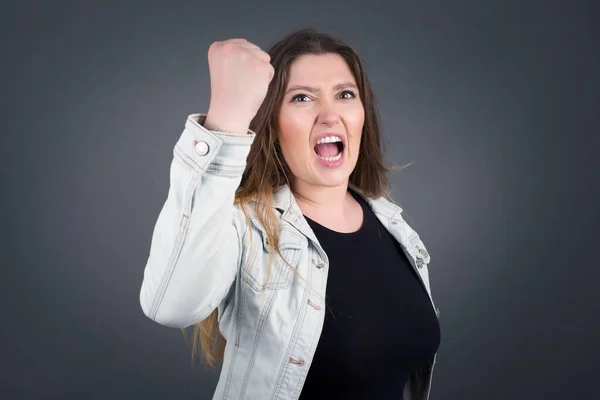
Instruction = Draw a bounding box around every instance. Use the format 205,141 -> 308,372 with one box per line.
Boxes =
194,141 -> 209,156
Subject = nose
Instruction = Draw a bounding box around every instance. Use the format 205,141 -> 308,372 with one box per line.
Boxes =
316,101 -> 341,127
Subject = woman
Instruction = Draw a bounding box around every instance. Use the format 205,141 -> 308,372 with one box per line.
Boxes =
139,28 -> 441,400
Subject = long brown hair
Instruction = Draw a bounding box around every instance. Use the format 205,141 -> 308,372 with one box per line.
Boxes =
182,27 -> 420,390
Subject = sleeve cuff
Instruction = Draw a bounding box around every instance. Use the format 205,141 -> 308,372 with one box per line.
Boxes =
173,113 -> 256,176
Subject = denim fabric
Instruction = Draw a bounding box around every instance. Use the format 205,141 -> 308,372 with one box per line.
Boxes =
140,114 -> 439,400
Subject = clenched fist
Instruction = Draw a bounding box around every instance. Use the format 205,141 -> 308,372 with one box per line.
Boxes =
204,38 -> 275,134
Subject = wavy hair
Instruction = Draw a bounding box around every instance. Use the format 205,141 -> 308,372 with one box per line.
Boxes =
181,27 -> 427,400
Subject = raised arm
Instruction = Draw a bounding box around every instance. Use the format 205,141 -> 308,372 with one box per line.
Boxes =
139,38 -> 274,328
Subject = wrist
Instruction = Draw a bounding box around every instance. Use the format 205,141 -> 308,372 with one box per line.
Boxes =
204,111 -> 252,135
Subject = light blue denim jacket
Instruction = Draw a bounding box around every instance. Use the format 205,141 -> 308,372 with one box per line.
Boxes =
139,114 -> 440,400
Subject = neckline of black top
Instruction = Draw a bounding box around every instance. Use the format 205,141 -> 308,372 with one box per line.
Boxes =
302,189 -> 372,243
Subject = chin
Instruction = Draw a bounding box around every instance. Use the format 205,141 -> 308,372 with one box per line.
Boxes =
315,169 -> 353,188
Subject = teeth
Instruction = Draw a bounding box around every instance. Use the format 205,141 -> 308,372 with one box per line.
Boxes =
317,136 -> 342,145
317,153 -> 342,162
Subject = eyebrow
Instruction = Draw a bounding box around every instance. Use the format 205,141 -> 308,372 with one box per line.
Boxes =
285,82 -> 358,95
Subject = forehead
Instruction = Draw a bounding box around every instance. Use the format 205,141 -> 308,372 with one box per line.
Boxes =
286,53 -> 355,86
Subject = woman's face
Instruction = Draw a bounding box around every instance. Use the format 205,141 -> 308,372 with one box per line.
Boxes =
277,53 -> 365,190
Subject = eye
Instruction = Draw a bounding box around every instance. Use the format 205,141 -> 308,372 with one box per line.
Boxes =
290,93 -> 310,103
290,90 -> 357,103
339,90 -> 357,99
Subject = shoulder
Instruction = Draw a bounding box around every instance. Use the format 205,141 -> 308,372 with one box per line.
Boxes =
362,193 -> 404,221
232,198 -> 282,236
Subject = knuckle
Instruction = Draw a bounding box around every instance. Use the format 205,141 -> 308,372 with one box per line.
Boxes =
239,49 -> 251,61
222,41 -> 237,53
208,41 -> 219,55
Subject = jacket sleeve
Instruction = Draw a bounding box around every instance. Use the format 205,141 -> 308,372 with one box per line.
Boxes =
139,113 -> 255,328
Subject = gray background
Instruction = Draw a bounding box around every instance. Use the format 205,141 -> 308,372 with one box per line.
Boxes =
2,0 -> 599,399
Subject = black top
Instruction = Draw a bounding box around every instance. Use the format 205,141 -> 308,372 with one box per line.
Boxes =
298,190 -> 441,399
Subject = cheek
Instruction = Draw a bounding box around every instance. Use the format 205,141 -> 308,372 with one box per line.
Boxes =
278,111 -> 312,158
279,136 -> 297,163
351,106 -> 366,128
277,132 -> 305,170
279,115 -> 313,145
347,108 -> 365,148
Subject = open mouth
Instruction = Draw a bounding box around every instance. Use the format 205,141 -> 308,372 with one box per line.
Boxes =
314,139 -> 344,162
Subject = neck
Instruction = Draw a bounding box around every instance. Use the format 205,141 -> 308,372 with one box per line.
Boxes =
291,179 -> 353,217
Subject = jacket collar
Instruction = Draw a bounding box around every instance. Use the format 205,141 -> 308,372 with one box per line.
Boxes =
269,184 -> 428,303
266,184 -> 410,269
272,183 -> 403,221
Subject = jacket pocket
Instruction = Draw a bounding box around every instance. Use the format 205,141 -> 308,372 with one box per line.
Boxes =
242,225 -> 305,291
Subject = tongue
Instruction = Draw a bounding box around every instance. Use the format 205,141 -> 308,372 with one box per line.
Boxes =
315,143 -> 339,157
